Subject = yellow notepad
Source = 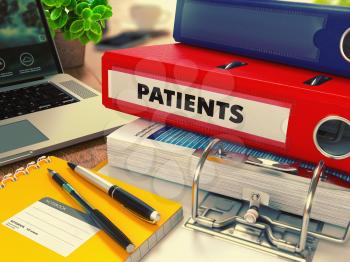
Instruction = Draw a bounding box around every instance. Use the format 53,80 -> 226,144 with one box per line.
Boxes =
0,156 -> 183,261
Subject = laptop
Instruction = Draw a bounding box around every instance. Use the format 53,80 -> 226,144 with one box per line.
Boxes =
0,0 -> 135,166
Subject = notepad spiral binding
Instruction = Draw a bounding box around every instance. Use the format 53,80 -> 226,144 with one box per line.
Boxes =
0,156 -> 51,190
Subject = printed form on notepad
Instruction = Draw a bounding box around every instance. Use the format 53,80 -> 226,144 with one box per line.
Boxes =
2,197 -> 100,257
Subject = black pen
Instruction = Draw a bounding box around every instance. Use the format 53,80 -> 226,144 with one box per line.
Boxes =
48,168 -> 135,253
67,162 -> 161,224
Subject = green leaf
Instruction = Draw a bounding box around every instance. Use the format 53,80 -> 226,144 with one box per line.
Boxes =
67,0 -> 76,10
338,0 -> 350,6
71,30 -> 85,39
63,30 -> 72,40
44,9 -> 51,19
90,13 -> 102,21
63,18 -> 73,31
49,19 -> 59,30
70,19 -> 84,33
100,20 -> 105,28
66,28 -> 85,40
87,30 -> 101,43
79,34 -> 90,45
42,0 -> 112,44
56,12 -> 68,28
53,20 -> 62,29
82,8 -> 93,19
93,5 -> 106,16
75,2 -> 89,15
101,8 -> 112,19
313,0 -> 332,4
90,0 -> 108,9
83,19 -> 91,31
47,19 -> 57,35
93,5 -> 112,19
50,7 -> 62,21
62,0 -> 71,6
54,0 -> 64,8
42,0 -> 56,7
90,21 -> 101,35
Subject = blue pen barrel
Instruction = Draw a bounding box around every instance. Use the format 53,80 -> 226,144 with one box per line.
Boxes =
48,168 -> 135,253
89,209 -> 135,253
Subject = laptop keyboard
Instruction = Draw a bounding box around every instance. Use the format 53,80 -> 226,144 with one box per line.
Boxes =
0,83 -> 79,121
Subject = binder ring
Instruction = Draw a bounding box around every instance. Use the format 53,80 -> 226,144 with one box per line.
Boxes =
26,161 -> 40,173
0,156 -> 51,189
190,139 -> 350,257
313,116 -> 350,160
13,167 -> 29,180
191,138 -> 221,221
37,156 -> 51,166
0,174 -> 16,189
297,160 -> 324,252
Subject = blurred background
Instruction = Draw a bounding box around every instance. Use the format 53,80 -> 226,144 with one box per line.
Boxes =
67,0 -> 178,88
64,0 -> 346,89
97,0 -> 344,50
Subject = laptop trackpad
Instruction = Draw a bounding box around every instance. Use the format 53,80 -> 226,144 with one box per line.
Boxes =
0,120 -> 48,154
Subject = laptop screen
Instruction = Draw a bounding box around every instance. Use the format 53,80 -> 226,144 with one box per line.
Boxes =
0,0 -> 61,86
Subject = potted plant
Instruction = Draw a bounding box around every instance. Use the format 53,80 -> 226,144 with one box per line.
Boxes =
41,0 -> 112,68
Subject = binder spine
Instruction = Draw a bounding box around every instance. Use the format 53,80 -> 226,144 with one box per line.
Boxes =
102,44 -> 350,174
0,156 -> 51,189
173,0 -> 350,77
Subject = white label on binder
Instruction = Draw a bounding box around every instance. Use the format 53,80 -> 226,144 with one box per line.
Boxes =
108,70 -> 291,144
2,198 -> 99,257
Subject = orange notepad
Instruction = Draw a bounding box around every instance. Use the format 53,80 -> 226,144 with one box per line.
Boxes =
0,156 -> 183,261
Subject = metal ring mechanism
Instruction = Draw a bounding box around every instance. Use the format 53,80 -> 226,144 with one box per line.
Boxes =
190,139 -> 350,256
0,156 -> 51,190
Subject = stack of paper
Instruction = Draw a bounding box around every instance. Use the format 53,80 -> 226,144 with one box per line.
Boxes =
107,119 -> 350,227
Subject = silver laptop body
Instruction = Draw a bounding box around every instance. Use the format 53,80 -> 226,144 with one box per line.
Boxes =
0,0 -> 134,166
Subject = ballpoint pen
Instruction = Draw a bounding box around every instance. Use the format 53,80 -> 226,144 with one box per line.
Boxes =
48,168 -> 135,253
67,162 -> 161,224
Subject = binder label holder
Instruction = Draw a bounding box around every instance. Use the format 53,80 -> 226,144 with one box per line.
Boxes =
185,139 -> 350,262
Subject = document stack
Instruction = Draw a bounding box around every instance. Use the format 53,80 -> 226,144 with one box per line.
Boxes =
107,119 -> 350,227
